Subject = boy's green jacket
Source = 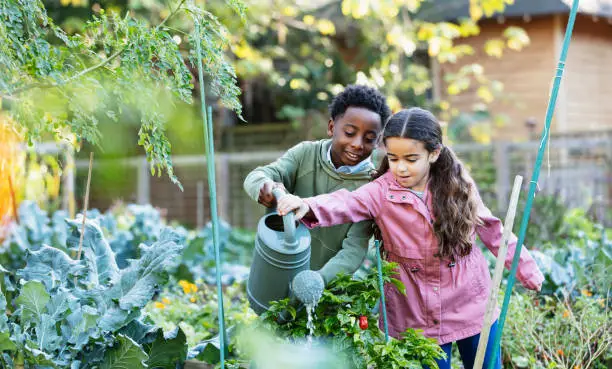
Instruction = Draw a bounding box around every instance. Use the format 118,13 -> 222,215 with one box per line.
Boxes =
243,139 -> 374,284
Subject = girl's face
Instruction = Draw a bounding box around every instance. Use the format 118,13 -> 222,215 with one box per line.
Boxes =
385,137 -> 439,192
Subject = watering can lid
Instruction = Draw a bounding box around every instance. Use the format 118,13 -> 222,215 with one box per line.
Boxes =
257,212 -> 311,255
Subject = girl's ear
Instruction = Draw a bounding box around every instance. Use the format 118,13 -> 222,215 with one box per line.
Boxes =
429,148 -> 441,164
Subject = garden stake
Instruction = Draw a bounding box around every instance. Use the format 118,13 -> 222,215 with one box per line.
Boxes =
375,240 -> 389,342
75,152 -> 93,285
488,1 -> 580,367
8,174 -> 18,225
473,175 -> 522,369
194,19 -> 227,366
76,152 -> 93,262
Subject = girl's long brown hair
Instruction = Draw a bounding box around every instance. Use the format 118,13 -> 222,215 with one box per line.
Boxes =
373,108 -> 480,258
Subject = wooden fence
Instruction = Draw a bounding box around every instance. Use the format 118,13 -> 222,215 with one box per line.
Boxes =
70,132 -> 612,230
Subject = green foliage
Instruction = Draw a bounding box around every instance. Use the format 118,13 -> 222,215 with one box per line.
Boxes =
145,280 -> 257,349
251,261 -> 444,369
503,292 -> 611,369
0,0 -> 244,185
530,225 -> 611,297
1,201 -> 254,282
0,216 -> 187,368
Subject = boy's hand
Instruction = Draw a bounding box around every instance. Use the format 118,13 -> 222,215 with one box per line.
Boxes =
277,194 -> 310,220
258,181 -> 286,208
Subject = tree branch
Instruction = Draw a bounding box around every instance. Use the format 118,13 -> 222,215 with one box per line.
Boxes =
156,0 -> 187,31
9,0 -> 186,97
10,47 -> 126,95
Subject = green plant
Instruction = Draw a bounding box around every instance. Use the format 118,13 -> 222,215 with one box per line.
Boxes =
0,218 -> 187,368
247,262 -> 445,369
1,201 -> 254,283
1,0 -> 244,186
503,291 -> 611,369
529,209 -> 612,296
145,279 -> 257,349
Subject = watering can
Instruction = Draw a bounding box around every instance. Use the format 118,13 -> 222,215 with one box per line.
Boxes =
247,188 -> 324,315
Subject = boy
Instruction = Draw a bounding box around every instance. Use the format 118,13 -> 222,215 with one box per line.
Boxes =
243,85 -> 391,284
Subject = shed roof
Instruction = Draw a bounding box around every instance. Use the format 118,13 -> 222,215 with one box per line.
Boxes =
416,0 -> 612,22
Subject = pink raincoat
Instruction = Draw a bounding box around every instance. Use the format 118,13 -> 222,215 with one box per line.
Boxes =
302,171 -> 544,344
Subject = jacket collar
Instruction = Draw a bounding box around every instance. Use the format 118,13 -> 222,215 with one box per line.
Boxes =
380,171 -> 435,222
318,139 -> 374,180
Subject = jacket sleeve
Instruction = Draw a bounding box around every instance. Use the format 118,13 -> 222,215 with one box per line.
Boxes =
243,143 -> 303,202
302,180 -> 382,228
317,220 -> 373,284
473,184 -> 544,290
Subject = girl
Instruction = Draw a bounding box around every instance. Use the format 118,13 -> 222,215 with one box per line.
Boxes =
277,108 -> 544,369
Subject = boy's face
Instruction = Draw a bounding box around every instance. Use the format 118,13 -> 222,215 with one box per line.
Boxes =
328,107 -> 382,167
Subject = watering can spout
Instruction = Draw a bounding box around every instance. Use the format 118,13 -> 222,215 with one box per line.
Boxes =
291,270 -> 324,306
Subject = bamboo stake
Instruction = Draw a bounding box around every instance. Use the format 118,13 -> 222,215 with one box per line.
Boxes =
75,152 -> 93,263
8,174 -> 19,225
473,175 -> 523,369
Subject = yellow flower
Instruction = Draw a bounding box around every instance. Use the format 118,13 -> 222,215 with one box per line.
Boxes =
562,310 -> 570,318
179,280 -> 192,294
303,15 -> 315,26
557,349 -> 564,357
162,297 -> 171,305
190,297 -> 197,303
581,289 -> 593,297
316,20 -> 335,36
574,365 -> 581,369
179,280 -> 199,294
154,302 -> 166,309
597,298 -> 605,308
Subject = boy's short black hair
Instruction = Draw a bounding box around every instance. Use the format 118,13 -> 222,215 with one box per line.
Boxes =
328,84 -> 392,125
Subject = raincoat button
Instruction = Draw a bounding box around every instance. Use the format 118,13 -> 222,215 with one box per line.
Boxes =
433,319 -> 439,324
390,195 -> 394,199
410,267 -> 420,273
448,262 -> 456,267
433,287 -> 439,291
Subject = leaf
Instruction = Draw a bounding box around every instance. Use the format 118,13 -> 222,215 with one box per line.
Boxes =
62,305 -> 101,350
390,278 -> 406,295
100,334 -> 148,369
15,280 -> 50,323
503,26 -> 530,50
0,331 -> 16,351
66,218 -> 120,285
512,355 -> 529,367
36,313 -> 62,351
192,335 -> 222,364
477,86 -> 494,103
108,229 -> 183,310
145,327 -> 188,368
46,288 -> 78,321
118,318 -> 158,344
0,287 -> 8,330
484,39 -> 505,58
17,245 -> 85,291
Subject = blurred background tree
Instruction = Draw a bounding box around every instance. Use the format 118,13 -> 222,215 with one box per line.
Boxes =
29,0 -> 526,158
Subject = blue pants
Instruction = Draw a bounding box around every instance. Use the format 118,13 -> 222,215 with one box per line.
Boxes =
430,320 -> 502,369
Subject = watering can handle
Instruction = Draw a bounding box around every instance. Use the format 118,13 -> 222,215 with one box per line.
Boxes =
272,187 -> 298,248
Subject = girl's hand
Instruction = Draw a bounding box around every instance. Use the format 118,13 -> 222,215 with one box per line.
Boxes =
521,276 -> 543,292
277,194 -> 310,220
